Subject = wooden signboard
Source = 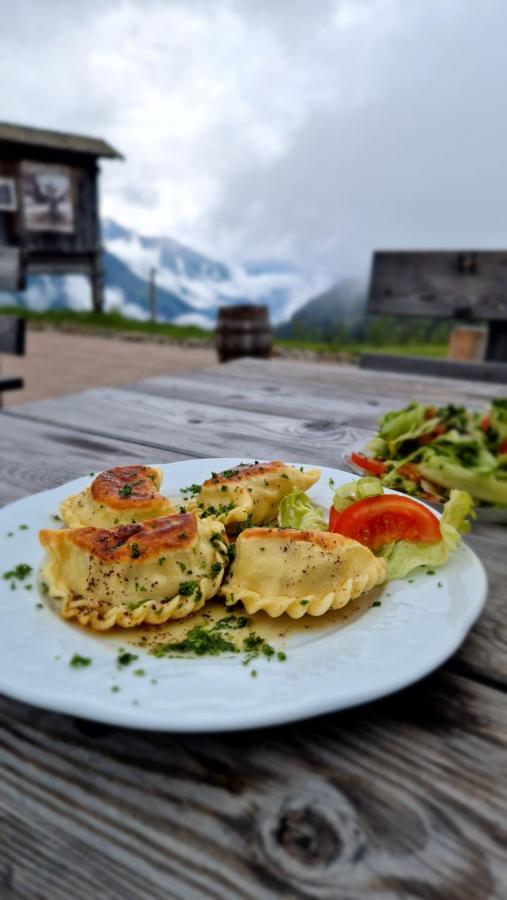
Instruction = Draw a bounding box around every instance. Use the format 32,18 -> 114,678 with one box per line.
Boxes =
368,251 -> 507,320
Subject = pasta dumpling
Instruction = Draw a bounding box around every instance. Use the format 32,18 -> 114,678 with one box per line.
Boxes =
191,461 -> 320,527
60,465 -> 176,528
39,512 -> 229,630
220,527 -> 387,618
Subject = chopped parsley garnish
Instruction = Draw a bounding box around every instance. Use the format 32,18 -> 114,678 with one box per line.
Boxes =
41,582 -> 49,595
119,483 -> 134,498
117,651 -> 138,668
426,569 -> 436,576
214,614 -> 250,630
251,669 -> 257,678
70,654 -> 91,668
180,483 -> 201,497
201,502 -> 235,519
154,625 -> 236,657
210,562 -> 223,578
133,669 -> 145,677
281,473 -> 289,480
3,563 -> 32,582
152,615 -> 285,664
130,543 -> 141,559
128,598 -> 151,610
178,580 -> 199,596
243,633 -> 264,653
111,685 -> 120,693
238,514 -> 254,532
19,524 -> 29,530
372,600 -> 382,607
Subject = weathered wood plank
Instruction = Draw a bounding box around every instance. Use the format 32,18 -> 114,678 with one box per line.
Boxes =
121,368 -> 496,428
0,415 -> 182,506
0,671 -> 505,899
4,388 -> 369,467
205,358 -> 507,402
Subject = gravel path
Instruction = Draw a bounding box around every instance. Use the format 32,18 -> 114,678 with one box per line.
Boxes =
1,329 -> 216,407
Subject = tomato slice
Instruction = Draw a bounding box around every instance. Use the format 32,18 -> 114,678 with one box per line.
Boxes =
480,415 -> 491,432
498,438 -> 507,455
328,494 -> 441,550
350,452 -> 385,476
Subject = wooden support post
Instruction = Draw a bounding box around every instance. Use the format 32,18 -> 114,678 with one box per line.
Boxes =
91,252 -> 104,313
485,321 -> 507,362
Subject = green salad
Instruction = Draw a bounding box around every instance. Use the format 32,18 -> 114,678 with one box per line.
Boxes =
350,399 -> 507,507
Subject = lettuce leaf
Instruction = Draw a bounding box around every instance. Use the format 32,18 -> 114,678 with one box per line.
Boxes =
414,438 -> 507,506
332,476 -> 384,512
378,489 -> 474,579
377,402 -> 440,456
277,489 -> 327,531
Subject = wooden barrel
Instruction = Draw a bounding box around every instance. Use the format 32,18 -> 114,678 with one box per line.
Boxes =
215,304 -> 272,363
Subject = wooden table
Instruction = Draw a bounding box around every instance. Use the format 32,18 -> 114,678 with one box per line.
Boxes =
1,358 -> 506,899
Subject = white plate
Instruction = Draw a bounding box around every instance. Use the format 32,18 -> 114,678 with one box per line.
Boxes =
344,439 -> 507,523
0,458 -> 487,732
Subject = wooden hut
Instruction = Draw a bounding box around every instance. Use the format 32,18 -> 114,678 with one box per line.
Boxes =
0,122 -> 122,311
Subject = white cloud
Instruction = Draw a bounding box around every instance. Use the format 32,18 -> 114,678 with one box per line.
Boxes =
2,0 -> 507,291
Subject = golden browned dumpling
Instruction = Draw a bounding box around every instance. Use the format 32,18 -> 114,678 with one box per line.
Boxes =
60,465 -> 176,528
190,461 -> 320,528
220,527 -> 387,617
39,512 -> 229,630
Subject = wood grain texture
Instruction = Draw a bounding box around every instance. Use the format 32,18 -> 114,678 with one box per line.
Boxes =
209,358 -> 506,402
1,358 -> 506,900
4,387 -> 369,466
0,672 -> 505,900
0,415 -> 182,506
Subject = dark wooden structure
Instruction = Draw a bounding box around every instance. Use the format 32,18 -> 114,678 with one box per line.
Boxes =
361,250 -> 507,382
0,122 -> 122,311
0,314 -> 25,403
215,304 -> 272,362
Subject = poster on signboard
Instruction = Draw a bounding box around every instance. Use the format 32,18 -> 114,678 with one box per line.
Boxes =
21,162 -> 74,233
0,177 -> 17,211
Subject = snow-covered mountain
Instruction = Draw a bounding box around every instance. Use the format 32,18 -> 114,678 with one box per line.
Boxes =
101,220 -> 324,327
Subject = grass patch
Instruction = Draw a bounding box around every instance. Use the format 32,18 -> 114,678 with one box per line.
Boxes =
0,305 -> 210,343
0,306 -> 448,358
275,338 -> 448,358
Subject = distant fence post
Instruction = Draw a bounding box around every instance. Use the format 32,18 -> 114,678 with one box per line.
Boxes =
149,267 -> 157,322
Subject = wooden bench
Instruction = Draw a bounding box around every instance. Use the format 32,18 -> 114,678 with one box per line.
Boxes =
0,315 -> 25,405
361,250 -> 507,380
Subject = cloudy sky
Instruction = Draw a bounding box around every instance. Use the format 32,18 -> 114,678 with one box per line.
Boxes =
2,0 -> 507,285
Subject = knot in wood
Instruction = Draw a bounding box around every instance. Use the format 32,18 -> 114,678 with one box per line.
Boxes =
303,419 -> 335,432
276,806 -> 339,866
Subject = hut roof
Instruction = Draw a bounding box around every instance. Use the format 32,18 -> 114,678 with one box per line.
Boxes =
0,122 -> 123,159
